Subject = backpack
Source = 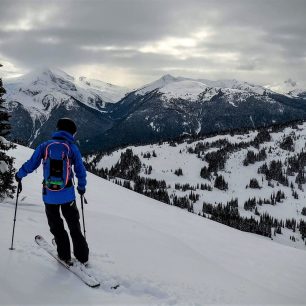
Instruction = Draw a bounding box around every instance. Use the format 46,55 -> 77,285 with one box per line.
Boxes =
43,141 -> 72,191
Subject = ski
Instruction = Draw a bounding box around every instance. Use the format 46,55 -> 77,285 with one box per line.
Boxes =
35,235 -> 100,288
51,237 -> 120,290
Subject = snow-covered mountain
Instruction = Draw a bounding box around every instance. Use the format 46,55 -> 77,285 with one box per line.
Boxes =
103,74 -> 306,151
76,75 -> 129,104
4,69 -> 306,152
265,79 -> 306,99
3,68 -> 129,151
5,67 -> 129,111
136,74 -> 270,98
87,120 -> 306,250
288,88 -> 306,99
1,143 -> 306,304
135,75 -> 271,103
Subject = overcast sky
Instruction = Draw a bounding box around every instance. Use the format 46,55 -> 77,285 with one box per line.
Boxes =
0,0 -> 306,88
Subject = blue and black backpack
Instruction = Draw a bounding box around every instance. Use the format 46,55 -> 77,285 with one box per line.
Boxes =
43,141 -> 72,191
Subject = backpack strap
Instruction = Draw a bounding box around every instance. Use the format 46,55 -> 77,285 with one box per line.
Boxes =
43,141 -> 72,192
44,141 -> 71,160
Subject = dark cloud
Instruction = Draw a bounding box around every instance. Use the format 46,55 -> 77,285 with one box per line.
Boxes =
0,0 -> 306,87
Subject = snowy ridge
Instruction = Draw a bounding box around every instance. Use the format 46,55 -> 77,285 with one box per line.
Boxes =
4,67 -> 129,114
4,69 -> 306,152
288,88 -> 306,99
3,68 -> 130,146
265,79 -> 306,98
135,74 -> 186,95
200,78 -> 270,95
0,144 -> 306,304
136,74 -> 276,103
159,80 -> 209,102
76,76 -> 129,103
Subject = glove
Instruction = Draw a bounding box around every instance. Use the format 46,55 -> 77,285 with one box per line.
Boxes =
15,173 -> 22,193
15,173 -> 22,183
77,187 -> 86,195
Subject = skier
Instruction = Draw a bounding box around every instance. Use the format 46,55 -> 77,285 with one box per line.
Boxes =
15,118 -> 89,265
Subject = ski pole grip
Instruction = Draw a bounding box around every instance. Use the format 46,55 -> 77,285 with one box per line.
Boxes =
17,181 -> 22,193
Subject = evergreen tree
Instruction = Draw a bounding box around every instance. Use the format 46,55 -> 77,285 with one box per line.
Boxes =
214,175 -> 228,190
174,168 -> 183,176
0,64 -> 16,200
249,178 -> 261,189
280,135 -> 294,151
200,166 -> 210,179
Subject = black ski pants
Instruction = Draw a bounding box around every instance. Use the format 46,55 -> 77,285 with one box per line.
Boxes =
45,201 -> 89,263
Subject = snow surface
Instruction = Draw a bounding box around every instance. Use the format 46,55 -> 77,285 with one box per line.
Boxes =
159,80 -> 208,102
136,74 -> 185,96
2,144 -> 306,305
91,124 -> 306,250
4,67 -> 129,116
76,76 -> 129,103
135,74 -> 276,104
265,79 -> 306,96
196,78 -> 269,95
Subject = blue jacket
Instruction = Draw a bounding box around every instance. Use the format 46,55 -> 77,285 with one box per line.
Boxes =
17,131 -> 87,204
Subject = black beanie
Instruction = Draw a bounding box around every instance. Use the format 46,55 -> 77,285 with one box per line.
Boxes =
56,118 -> 77,135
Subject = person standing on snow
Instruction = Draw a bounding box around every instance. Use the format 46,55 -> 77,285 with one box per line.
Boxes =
15,118 -> 88,265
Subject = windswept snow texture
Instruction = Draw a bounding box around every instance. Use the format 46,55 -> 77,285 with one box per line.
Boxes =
1,144 -> 306,305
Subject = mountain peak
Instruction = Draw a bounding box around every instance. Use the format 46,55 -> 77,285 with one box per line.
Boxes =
136,74 -> 185,95
5,67 -> 75,86
135,74 -> 270,97
33,67 -> 74,81
160,74 -> 177,82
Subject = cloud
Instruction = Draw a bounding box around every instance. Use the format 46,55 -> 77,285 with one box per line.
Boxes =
0,0 -> 306,87
284,78 -> 297,87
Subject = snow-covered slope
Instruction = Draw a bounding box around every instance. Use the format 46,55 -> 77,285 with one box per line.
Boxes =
4,69 -> 306,153
3,68 -> 130,151
197,78 -> 270,95
265,79 -> 306,98
76,76 -> 129,104
104,74 -> 306,151
157,79 -> 210,102
136,74 -> 272,101
1,144 -> 306,305
89,121 -> 306,250
4,67 -> 129,114
288,88 -> 306,99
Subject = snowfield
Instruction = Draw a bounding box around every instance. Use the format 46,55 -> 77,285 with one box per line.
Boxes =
89,123 -> 306,250
1,144 -> 306,305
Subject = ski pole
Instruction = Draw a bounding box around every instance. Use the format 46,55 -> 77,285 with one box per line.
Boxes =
9,181 -> 22,250
80,195 -> 87,240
